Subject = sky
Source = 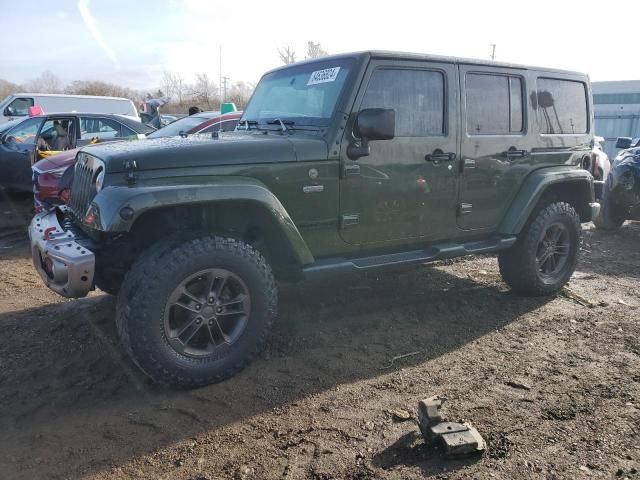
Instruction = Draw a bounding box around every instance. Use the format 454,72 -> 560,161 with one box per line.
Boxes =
1,0 -> 639,92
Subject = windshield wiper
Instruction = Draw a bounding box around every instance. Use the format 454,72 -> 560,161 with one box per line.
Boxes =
267,119 -> 295,132
239,119 -> 259,130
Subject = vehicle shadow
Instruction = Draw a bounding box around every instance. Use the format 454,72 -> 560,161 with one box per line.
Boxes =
0,262 -> 551,478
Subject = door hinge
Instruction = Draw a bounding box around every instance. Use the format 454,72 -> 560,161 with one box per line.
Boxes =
340,214 -> 360,228
123,159 -> 137,185
458,203 -> 473,216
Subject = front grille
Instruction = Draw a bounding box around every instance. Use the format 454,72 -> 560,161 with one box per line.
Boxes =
69,153 -> 104,218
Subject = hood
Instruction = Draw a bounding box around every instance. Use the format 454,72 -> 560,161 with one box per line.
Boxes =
82,132 -> 327,173
33,148 -> 79,172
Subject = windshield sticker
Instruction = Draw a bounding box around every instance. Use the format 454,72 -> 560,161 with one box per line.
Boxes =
307,67 -> 341,86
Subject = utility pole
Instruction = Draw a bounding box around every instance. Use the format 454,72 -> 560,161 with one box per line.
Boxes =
219,45 -> 223,105
490,44 -> 496,61
221,76 -> 230,102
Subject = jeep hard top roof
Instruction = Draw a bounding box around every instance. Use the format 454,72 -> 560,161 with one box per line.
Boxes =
264,50 -> 586,77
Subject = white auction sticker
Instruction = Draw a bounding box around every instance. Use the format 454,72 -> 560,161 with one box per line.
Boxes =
307,67 -> 341,85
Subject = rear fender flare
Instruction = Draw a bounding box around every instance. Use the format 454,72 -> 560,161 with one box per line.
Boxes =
499,167 -> 595,234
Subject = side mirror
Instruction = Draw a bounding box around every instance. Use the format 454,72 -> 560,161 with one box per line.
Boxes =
616,137 -> 632,149
347,108 -> 395,160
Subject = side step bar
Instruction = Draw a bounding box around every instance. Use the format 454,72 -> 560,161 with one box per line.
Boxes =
303,235 -> 516,280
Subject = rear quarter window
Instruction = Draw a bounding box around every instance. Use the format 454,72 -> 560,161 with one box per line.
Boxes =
536,78 -> 588,134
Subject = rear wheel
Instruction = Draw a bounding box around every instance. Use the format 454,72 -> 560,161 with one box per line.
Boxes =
499,202 -> 581,296
116,236 -> 277,388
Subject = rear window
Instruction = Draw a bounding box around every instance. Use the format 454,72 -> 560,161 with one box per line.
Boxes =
536,78 -> 588,134
147,115 -> 211,138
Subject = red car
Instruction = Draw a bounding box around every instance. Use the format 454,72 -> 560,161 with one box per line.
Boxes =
32,111 -> 243,211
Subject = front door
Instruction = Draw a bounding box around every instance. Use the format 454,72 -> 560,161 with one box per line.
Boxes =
339,60 -> 460,244
0,116 -> 44,190
37,117 -> 76,154
457,66 -> 533,230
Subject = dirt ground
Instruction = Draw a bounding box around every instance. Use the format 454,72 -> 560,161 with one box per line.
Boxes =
0,194 -> 638,480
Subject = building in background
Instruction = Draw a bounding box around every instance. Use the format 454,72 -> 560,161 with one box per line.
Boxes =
593,80 -> 640,159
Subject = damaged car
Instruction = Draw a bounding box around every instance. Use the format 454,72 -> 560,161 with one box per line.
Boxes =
593,136 -> 640,229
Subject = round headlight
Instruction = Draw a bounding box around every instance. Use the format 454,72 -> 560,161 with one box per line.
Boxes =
95,169 -> 105,192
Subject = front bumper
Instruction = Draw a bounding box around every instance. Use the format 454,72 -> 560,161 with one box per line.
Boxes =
28,208 -> 95,298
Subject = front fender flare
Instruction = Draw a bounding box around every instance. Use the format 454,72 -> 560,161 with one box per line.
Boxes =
90,177 -> 314,265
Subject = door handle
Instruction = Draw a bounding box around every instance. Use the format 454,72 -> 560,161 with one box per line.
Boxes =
425,150 -> 456,162
502,148 -> 528,159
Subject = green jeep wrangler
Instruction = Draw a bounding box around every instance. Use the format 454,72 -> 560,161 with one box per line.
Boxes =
29,51 -> 600,388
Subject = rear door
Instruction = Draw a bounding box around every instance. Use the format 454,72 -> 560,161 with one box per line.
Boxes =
77,116 -> 133,146
339,59 -> 460,244
457,65 -> 532,231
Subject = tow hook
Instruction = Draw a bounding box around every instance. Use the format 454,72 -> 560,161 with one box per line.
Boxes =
43,226 -> 57,240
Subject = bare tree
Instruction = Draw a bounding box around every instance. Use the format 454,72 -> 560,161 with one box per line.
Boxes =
226,81 -> 255,110
0,78 -> 22,99
161,70 -> 175,99
191,72 -> 218,109
306,41 -> 327,59
278,45 -> 296,65
27,70 -> 62,93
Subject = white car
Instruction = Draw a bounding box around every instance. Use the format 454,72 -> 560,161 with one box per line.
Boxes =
583,135 -> 610,181
0,93 -> 139,124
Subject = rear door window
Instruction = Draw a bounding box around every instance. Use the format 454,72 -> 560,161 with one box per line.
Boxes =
465,73 -> 524,135
80,117 -> 124,140
536,78 -> 588,134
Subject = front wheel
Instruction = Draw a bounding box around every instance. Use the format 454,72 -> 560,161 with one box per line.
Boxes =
498,202 -> 581,296
116,236 -> 277,388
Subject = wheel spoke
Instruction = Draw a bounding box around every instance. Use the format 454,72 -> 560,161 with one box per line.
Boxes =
554,244 -> 570,254
546,253 -> 557,272
174,300 -> 200,314
208,319 -> 230,344
550,226 -> 563,243
171,317 -> 200,341
181,288 -> 202,305
181,322 -> 202,345
209,275 -> 228,300
537,250 -> 553,268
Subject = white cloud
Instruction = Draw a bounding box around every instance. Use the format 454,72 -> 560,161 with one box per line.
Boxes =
77,0 -> 120,68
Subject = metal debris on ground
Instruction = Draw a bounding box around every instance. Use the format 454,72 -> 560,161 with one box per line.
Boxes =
417,395 -> 486,456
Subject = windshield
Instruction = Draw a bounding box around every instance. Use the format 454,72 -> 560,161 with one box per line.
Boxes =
147,114 -> 217,138
242,58 -> 355,126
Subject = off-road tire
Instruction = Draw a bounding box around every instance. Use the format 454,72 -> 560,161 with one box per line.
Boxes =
498,202 -> 581,296
593,178 -> 626,230
115,236 -> 277,388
